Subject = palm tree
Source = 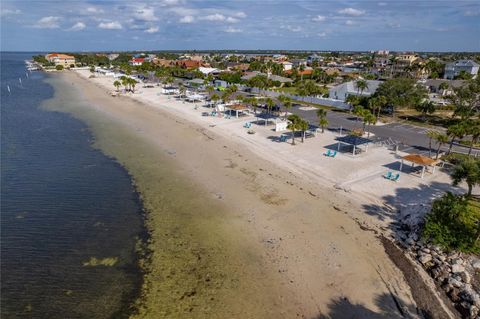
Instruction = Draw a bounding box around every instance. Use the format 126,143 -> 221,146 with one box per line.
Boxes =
451,158 -> 480,197
206,85 -> 215,95
345,94 -> 359,113
265,98 -> 275,114
353,105 -> 365,123
316,109 -> 328,133
426,130 -> 439,157
120,76 -> 129,92
287,114 -> 302,145
249,97 -> 259,122
447,123 -> 467,154
299,119 -> 309,143
355,79 -> 368,96
113,80 -> 121,92
210,93 -> 220,107
279,95 -> 292,119
129,78 -> 137,93
467,122 -> 480,156
363,111 -> 376,137
434,133 -> 449,159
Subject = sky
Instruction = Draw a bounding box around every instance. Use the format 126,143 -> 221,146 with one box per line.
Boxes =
1,0 -> 479,52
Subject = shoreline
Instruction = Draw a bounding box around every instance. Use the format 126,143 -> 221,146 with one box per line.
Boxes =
47,69 -> 447,317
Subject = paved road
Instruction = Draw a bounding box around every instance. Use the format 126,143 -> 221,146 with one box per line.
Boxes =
290,104 -> 475,156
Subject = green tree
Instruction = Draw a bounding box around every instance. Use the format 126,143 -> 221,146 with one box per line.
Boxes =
362,110 -> 376,137
423,192 -> 480,252
447,123 -> 467,154
113,80 -> 121,92
265,97 -> 275,114
287,114 -> 302,145
414,100 -> 436,122
299,119 -> 309,143
129,78 -> 137,93
316,109 -> 328,133
55,64 -> 64,71
451,158 -> 480,196
278,95 -> 292,119
374,78 -> 428,116
434,133 -> 449,159
467,121 -> 480,156
355,79 -> 368,95
448,79 -> 480,121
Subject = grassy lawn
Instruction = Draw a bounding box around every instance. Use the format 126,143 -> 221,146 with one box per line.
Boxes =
274,87 -> 298,95
396,108 -> 456,129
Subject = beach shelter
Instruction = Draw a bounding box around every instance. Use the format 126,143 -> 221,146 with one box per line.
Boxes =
335,135 -> 372,156
225,104 -> 248,118
400,154 -> 438,178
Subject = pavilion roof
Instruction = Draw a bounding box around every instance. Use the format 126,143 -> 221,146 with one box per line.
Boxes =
402,153 -> 437,166
336,135 -> 372,146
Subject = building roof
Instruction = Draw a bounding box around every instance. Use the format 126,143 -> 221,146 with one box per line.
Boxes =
331,80 -> 382,96
47,53 -> 75,59
402,154 -> 437,166
131,58 -> 145,63
447,60 -> 480,68
422,79 -> 465,89
226,104 -> 248,111
336,135 -> 372,146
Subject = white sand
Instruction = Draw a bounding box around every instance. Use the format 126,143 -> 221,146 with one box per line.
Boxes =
64,69 -> 464,317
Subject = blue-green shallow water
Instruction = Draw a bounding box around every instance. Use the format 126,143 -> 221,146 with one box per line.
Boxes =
1,52 -> 145,318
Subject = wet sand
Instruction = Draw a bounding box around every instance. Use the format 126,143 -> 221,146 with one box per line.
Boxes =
45,71 -> 419,318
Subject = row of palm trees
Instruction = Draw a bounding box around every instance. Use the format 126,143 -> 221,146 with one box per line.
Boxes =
113,76 -> 138,93
427,120 -> 480,159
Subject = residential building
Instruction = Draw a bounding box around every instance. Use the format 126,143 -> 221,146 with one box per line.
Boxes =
329,80 -> 382,101
107,53 -> 119,61
45,53 -> 76,68
444,60 -> 479,79
176,60 -> 202,69
281,61 -> 293,71
198,67 -> 220,76
129,58 -> 145,66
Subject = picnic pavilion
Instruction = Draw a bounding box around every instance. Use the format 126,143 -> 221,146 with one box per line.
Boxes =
225,104 -> 249,118
335,135 -> 372,156
399,153 -> 439,178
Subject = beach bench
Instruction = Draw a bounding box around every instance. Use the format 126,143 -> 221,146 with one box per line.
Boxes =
391,173 -> 400,182
244,122 -> 251,128
279,135 -> 288,142
383,171 -> 393,179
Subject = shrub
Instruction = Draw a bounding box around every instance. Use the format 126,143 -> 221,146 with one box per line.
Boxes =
55,64 -> 64,71
422,193 -> 480,253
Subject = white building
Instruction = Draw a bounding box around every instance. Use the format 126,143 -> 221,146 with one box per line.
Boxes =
281,61 -> 293,71
329,80 -> 383,101
444,60 -> 479,80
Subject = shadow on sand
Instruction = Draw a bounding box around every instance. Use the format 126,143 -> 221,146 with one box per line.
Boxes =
313,292 -> 425,319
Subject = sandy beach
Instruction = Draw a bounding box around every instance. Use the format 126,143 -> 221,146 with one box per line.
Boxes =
42,70 -> 459,318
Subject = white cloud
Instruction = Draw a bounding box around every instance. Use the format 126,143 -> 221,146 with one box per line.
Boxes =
318,32 -> 327,37
312,15 -> 326,22
234,11 -> 247,18
133,6 -> 158,21
179,15 -> 195,23
226,17 -> 239,23
345,20 -> 355,25
282,25 -> 302,32
34,16 -> 61,29
377,2 -> 387,6
86,7 -> 104,14
225,27 -> 242,33
68,22 -> 86,31
1,8 -> 21,17
98,21 -> 122,29
202,13 -> 226,21
145,26 -> 159,33
338,8 -> 365,16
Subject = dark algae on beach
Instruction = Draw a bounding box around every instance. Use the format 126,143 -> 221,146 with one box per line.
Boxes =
1,53 -> 145,318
